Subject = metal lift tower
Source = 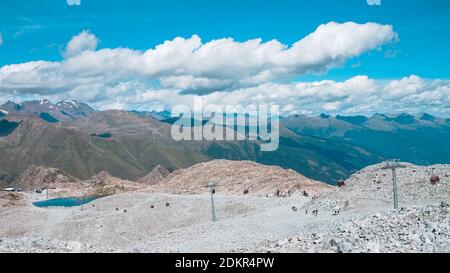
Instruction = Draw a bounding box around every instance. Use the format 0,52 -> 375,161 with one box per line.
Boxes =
381,160 -> 406,210
208,182 -> 217,222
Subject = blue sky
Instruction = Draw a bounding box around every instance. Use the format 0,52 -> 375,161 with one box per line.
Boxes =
1,0 -> 449,79
0,0 -> 449,115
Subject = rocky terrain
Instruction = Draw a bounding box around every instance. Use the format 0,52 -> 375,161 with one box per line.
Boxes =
305,163 -> 450,213
147,160 -> 333,197
0,192 -> 26,208
249,203 -> 450,253
14,165 -> 81,190
138,165 -> 170,185
2,165 -> 146,202
82,171 -> 144,196
0,161 -> 449,253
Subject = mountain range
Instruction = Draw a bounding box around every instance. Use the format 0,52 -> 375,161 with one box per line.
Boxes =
282,113 -> 450,164
0,99 -> 449,186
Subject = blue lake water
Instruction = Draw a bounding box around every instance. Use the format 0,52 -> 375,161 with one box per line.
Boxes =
33,196 -> 104,208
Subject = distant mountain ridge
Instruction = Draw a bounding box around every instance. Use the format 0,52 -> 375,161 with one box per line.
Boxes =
0,99 -> 96,122
129,110 -> 172,121
281,113 -> 450,165
1,99 -> 449,186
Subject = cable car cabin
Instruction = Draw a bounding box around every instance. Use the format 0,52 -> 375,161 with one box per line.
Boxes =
430,176 -> 440,185
337,180 -> 346,187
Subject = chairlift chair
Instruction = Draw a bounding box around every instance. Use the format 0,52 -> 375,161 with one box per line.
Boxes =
337,180 -> 346,187
430,175 -> 440,185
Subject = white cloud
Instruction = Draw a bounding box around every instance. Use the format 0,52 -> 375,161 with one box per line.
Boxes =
190,75 -> 449,116
63,30 -> 98,58
32,75 -> 450,117
3,22 -> 445,116
66,0 -> 81,6
1,74 -> 448,116
0,22 -> 396,97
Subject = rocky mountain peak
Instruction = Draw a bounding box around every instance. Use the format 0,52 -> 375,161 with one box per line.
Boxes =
14,165 -> 80,190
138,165 -> 170,185
0,99 -> 96,122
148,160 -> 333,197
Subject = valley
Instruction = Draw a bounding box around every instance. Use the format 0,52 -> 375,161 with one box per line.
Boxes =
2,100 -> 448,185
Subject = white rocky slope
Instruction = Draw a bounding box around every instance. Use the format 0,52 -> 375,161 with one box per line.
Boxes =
0,237 -> 122,253
305,162 -> 450,214
0,162 -> 449,253
148,160 -> 332,197
137,165 -> 170,185
246,203 -> 450,253
242,162 -> 450,253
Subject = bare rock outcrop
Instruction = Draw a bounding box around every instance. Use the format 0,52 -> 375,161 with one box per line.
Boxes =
84,171 -> 117,186
148,160 -> 332,197
138,165 -> 170,185
14,165 -> 80,190
12,167 -> 144,198
0,192 -> 26,208
84,171 -> 143,196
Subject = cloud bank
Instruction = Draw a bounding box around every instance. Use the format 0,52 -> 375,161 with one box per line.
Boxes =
1,21 -> 448,116
0,22 -> 396,94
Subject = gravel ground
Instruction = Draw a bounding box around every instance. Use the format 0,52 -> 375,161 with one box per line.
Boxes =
1,162 -> 449,253
0,192 -> 312,252
245,203 -> 450,253
305,163 -> 450,214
